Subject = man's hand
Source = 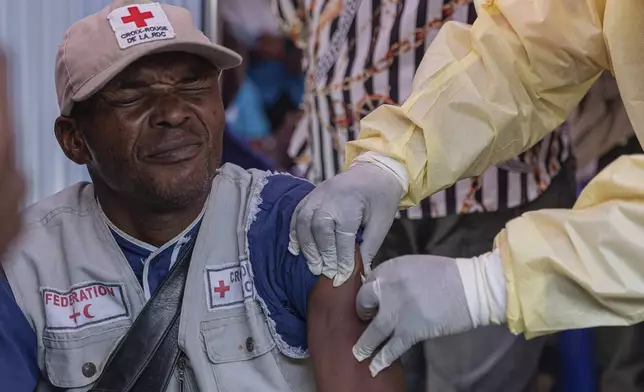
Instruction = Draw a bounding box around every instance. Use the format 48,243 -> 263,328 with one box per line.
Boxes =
289,162 -> 403,287
352,252 -> 508,377
0,51 -> 25,260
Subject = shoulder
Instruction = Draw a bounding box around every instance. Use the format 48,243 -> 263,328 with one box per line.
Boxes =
245,172 -> 317,359
246,170 -> 315,259
21,182 -> 94,228
5,182 -> 93,252
3,183 -> 96,287
246,171 -> 314,249
257,172 -> 314,212
216,164 -> 314,215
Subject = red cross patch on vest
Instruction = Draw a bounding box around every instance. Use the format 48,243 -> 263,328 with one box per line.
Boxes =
205,262 -> 254,311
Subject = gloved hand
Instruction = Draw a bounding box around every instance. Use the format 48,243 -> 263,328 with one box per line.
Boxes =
289,159 -> 404,286
352,251 -> 508,377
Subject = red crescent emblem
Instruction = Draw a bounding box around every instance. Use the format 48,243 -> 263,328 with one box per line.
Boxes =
83,304 -> 95,319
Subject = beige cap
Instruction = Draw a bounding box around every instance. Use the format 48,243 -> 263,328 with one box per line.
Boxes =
55,0 -> 242,116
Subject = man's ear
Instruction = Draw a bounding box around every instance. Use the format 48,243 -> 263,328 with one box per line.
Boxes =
54,116 -> 90,165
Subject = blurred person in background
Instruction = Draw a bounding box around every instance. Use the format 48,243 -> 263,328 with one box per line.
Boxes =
217,26 -> 277,172
274,0 -> 578,391
221,0 -> 304,171
0,54 -> 24,262
0,51 -> 32,392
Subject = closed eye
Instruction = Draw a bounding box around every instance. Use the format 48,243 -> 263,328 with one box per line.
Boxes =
99,90 -> 145,106
179,76 -> 214,91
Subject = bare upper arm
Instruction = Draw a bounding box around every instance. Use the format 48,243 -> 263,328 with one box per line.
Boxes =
307,247 -> 405,391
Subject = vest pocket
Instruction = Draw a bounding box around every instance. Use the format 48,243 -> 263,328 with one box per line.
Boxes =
202,303 -> 307,391
201,303 -> 276,363
42,325 -> 128,389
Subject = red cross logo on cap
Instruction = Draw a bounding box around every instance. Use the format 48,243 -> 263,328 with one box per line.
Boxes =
121,6 -> 154,28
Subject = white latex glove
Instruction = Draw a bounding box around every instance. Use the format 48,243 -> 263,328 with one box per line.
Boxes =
352,251 -> 508,377
289,156 -> 405,286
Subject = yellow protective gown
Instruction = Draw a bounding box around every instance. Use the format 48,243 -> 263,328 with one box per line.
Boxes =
345,0 -> 644,337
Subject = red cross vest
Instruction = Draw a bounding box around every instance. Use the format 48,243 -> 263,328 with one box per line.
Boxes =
3,164 -> 316,392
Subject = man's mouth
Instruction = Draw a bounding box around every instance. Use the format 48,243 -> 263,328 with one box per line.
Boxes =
143,140 -> 203,164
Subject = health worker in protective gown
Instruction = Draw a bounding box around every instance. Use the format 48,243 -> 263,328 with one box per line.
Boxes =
286,0 -> 644,377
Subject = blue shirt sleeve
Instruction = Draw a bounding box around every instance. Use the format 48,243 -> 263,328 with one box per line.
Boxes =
0,275 -> 39,391
247,173 -> 318,358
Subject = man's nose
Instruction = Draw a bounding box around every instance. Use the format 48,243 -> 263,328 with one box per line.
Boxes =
149,94 -> 191,128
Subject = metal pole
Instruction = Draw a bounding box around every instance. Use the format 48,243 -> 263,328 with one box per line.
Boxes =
203,0 -> 220,44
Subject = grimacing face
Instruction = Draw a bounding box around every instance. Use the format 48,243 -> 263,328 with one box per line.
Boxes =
55,52 -> 225,210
